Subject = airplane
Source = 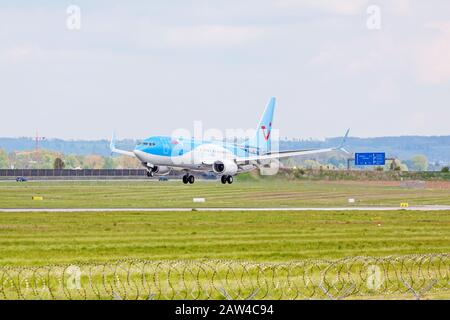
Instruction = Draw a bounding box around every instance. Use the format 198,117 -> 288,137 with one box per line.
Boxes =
110,97 -> 350,184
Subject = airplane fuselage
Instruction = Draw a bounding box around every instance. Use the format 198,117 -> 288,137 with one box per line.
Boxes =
133,136 -> 259,171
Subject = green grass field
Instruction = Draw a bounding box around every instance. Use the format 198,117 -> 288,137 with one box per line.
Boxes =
0,180 -> 449,266
0,179 -> 449,208
1,209 -> 449,266
0,180 -> 449,299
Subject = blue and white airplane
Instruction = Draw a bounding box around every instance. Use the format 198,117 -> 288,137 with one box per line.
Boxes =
110,98 -> 350,184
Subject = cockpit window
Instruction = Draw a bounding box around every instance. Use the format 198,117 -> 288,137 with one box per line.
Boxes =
141,142 -> 156,147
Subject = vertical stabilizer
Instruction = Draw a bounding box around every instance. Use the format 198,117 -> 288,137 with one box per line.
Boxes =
242,97 -> 276,154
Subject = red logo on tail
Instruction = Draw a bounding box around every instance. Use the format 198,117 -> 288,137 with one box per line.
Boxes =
261,124 -> 271,141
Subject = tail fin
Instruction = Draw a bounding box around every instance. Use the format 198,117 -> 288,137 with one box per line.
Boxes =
242,97 -> 276,154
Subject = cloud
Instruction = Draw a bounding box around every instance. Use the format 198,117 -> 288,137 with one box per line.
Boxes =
0,46 -> 36,61
386,0 -> 413,16
308,34 -> 403,75
276,0 -> 368,15
424,20 -> 450,33
1,0 -> 450,139
414,21 -> 450,84
158,25 -> 266,49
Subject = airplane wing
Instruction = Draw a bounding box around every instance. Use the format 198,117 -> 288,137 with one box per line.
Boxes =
110,133 -> 136,157
235,129 -> 350,163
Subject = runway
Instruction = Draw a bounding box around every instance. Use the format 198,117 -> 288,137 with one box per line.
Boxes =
1,205 -> 450,213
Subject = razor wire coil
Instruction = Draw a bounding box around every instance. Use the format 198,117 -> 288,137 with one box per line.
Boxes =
0,254 -> 448,300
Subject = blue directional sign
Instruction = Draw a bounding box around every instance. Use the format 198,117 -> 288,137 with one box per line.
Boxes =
355,153 -> 386,166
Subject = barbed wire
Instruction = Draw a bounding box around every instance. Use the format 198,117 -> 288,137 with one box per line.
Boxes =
0,254 -> 448,300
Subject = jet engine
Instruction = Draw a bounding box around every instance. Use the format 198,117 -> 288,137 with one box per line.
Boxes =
213,160 -> 238,176
152,166 -> 171,176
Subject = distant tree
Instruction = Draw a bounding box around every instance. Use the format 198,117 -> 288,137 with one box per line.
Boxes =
53,158 -> 65,170
114,155 -> 141,169
410,155 -> 429,171
6,150 -> 59,169
13,152 -> 31,169
64,154 -> 83,169
442,166 -> 450,173
282,158 -> 297,168
389,159 -> 400,171
297,168 -> 306,175
388,159 -> 408,172
83,155 -> 105,169
328,156 -> 344,168
0,149 -> 8,169
303,159 -> 322,170
102,157 -> 115,169
7,152 -> 16,169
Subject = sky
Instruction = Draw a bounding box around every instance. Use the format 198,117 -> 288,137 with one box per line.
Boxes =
0,0 -> 449,140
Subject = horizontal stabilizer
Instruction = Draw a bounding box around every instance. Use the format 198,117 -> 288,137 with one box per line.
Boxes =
110,133 -> 136,157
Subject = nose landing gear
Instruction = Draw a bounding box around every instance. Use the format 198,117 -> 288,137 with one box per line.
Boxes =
145,164 -> 156,178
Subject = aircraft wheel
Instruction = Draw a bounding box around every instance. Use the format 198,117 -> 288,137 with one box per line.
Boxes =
227,175 -> 234,184
221,175 -> 228,184
182,175 -> 189,184
188,175 -> 195,184
147,170 -> 154,178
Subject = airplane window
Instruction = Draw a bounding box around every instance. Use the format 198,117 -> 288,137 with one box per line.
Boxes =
142,142 -> 156,147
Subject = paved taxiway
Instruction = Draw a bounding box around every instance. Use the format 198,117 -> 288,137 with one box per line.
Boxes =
0,206 -> 450,213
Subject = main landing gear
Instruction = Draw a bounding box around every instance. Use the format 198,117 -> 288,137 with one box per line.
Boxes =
182,174 -> 195,184
146,165 -> 155,178
221,175 -> 234,184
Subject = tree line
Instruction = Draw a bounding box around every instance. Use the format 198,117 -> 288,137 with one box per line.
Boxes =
0,149 -> 141,170
0,148 -> 447,172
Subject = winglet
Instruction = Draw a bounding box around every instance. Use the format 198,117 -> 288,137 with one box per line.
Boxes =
110,132 -> 117,153
339,129 -> 350,148
335,129 -> 350,154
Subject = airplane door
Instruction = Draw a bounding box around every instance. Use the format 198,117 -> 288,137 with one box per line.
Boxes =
162,139 -> 171,156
